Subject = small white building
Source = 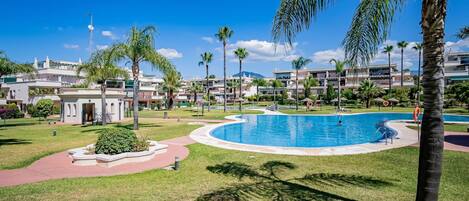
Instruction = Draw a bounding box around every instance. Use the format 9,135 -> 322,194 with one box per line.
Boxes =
59,88 -> 125,124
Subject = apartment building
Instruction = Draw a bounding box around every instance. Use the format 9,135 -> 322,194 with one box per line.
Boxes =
444,52 -> 469,84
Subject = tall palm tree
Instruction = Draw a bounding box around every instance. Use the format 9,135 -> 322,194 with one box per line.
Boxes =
397,41 -> 409,87
358,79 -> 383,108
291,57 -> 312,111
77,48 -> 129,125
234,48 -> 249,111
252,78 -> 267,103
198,52 -> 213,112
189,82 -> 203,104
215,26 -> 234,112
162,70 -> 182,110
302,76 -> 318,98
329,59 -> 347,110
271,80 -> 283,109
456,26 -> 468,39
113,26 -> 174,130
272,1 -> 448,199
413,43 -> 423,103
0,52 -> 35,98
227,80 -> 240,99
382,45 -> 394,95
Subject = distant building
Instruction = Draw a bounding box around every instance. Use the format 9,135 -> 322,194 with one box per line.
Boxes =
444,52 -> 469,84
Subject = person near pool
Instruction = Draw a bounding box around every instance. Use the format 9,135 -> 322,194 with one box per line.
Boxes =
337,112 -> 343,126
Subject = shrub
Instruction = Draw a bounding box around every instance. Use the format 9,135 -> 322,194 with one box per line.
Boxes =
34,99 -> 54,119
0,104 -> 23,119
95,128 -> 138,155
134,135 -> 150,152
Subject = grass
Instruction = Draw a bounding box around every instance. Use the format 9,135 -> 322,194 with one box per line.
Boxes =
407,123 -> 468,133
0,118 -> 200,169
280,105 -> 469,115
139,108 -> 262,120
1,145 -> 469,200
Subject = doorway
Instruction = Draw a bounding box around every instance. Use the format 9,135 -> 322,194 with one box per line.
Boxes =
82,103 -> 95,124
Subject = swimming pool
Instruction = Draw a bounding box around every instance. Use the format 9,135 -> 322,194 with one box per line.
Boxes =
210,113 -> 469,148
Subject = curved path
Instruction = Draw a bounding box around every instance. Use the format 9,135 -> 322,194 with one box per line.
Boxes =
0,136 -> 196,187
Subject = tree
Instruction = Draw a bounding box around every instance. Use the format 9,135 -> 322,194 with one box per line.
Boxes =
358,80 -> 383,108
234,48 -> 249,111
456,26 -> 469,39
272,1 -> 448,198
271,80 -> 283,108
252,78 -> 267,103
162,70 -> 182,110
113,26 -> 174,130
291,57 -> 312,110
227,80 -> 240,100
77,48 -> 129,125
34,99 -> 54,120
302,76 -> 318,98
397,41 -> 409,87
0,51 -> 35,97
447,82 -> 469,111
382,45 -> 394,95
413,43 -> 423,103
188,82 -> 203,104
215,26 -> 234,112
329,59 -> 347,109
198,52 -> 213,111
324,84 -> 336,104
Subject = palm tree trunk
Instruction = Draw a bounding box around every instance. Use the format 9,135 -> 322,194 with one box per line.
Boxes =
417,49 -> 422,103
401,48 -> 404,87
206,65 -> 210,112
273,87 -> 276,109
388,53 -> 392,95
101,83 -> 107,126
239,59 -> 242,111
256,85 -> 259,104
338,74 -> 341,110
416,1 -> 446,200
296,69 -> 299,111
223,41 -> 227,112
132,62 -> 139,130
168,90 -> 174,110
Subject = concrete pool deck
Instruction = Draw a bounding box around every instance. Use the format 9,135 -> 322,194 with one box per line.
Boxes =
190,114 -> 423,156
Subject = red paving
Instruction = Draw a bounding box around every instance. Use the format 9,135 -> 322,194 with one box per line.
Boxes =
0,136 -> 196,187
412,131 -> 469,152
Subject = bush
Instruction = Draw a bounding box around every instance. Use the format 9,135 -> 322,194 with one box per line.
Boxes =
0,104 -> 23,119
95,128 -> 138,155
134,135 -> 150,152
33,99 -> 54,119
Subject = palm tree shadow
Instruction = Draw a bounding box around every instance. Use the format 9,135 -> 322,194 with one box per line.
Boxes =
197,161 -> 393,201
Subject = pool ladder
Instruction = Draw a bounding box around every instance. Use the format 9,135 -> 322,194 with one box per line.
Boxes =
376,127 -> 394,145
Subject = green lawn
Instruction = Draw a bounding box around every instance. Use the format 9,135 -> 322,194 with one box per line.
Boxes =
1,145 -> 468,201
0,118 -> 200,169
407,123 -> 468,133
139,108 -> 262,120
280,105 -> 469,115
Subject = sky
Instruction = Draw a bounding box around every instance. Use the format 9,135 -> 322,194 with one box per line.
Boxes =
0,0 -> 468,79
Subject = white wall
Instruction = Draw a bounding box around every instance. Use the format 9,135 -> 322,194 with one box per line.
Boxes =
61,97 -> 124,124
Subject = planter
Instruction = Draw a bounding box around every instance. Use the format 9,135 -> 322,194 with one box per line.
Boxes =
68,141 -> 168,167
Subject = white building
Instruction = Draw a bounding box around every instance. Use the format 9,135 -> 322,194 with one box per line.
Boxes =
59,88 -> 125,124
444,52 -> 469,84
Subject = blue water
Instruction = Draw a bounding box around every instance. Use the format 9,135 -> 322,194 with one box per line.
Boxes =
211,113 -> 469,148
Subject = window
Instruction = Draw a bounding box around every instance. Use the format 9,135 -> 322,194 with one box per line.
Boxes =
111,103 -> 115,113
67,104 -> 71,117
73,104 -> 77,116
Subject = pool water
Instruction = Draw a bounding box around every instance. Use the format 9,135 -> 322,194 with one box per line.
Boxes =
210,113 -> 469,148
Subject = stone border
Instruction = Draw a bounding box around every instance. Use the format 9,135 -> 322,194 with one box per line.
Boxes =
68,141 -> 168,167
190,114 -> 423,156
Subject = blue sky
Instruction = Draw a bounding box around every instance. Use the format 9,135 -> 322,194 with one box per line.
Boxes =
1,0 -> 468,79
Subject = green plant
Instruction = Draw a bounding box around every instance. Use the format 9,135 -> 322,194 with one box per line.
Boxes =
95,128 -> 138,155
33,99 -> 54,119
134,134 -> 150,152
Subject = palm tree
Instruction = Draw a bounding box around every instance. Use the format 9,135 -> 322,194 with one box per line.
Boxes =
0,52 -> 35,98
413,43 -> 423,103
227,80 -> 240,99
188,82 -> 203,104
162,70 -> 181,110
252,78 -> 267,103
291,57 -> 312,111
113,26 -> 174,130
329,59 -> 347,110
382,45 -> 394,95
234,48 -> 249,111
302,76 -> 318,98
397,41 -> 409,87
457,26 -> 469,39
358,80 -> 383,108
77,48 -> 129,125
271,80 -> 283,109
272,1 -> 448,199
215,26 -> 234,112
198,52 -> 213,112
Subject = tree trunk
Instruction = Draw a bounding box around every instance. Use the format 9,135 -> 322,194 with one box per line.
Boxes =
206,64 -> 211,112
168,90 -> 174,110
338,74 -> 341,110
223,41 -> 227,112
388,53 -> 392,95
256,85 -> 259,104
101,83 -> 107,126
416,1 -> 446,200
417,49 -> 422,103
401,48 -> 404,87
239,60 -> 242,111
296,69 -> 299,111
194,92 -> 197,104
132,62 -> 139,130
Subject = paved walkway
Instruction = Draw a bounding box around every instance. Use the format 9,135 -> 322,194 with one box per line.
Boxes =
0,136 -> 196,187
411,131 -> 469,152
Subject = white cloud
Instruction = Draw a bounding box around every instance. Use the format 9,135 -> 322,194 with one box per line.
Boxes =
445,38 -> 469,52
63,44 -> 79,49
101,30 -> 118,40
312,48 -> 345,64
96,45 -> 109,50
157,48 -> 183,59
201,36 -> 215,44
224,40 -> 299,62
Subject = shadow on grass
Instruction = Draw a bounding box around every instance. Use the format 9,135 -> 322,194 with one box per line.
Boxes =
0,138 -> 32,147
445,135 -> 469,147
197,161 -> 392,201
0,122 -> 39,128
79,123 -> 162,133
